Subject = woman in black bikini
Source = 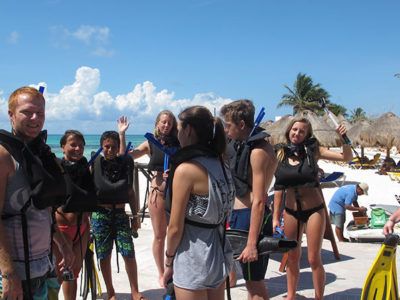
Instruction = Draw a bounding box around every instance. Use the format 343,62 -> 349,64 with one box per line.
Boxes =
119,111 -> 179,287
272,117 -> 352,300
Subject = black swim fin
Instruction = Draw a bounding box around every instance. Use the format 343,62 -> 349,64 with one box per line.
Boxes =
226,229 -> 297,259
361,234 -> 399,300
257,236 -> 298,256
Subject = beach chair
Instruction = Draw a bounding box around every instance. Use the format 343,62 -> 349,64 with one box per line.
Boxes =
320,171 -> 346,187
350,153 -> 381,169
387,172 -> 400,182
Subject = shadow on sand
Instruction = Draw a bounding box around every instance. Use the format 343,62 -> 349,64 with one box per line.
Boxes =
97,288 -> 165,299
270,247 -> 354,270
267,271 -> 360,299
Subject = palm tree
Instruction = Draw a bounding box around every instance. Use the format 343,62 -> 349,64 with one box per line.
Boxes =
277,73 -> 330,114
348,107 -> 367,123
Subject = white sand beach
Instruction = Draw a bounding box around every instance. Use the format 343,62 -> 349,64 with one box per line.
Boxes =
66,149 -> 400,299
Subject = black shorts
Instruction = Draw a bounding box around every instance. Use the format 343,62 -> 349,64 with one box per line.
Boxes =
229,206 -> 272,281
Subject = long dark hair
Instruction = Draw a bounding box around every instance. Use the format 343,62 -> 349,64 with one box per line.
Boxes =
178,106 -> 226,155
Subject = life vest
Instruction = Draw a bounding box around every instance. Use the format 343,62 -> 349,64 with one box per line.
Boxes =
148,135 -> 180,171
0,129 -> 67,209
93,155 -> 134,204
165,144 -> 232,230
273,138 -> 320,190
0,129 -> 67,299
60,157 -> 99,212
226,128 -> 269,198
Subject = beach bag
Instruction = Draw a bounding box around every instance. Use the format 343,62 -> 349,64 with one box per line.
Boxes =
370,208 -> 389,228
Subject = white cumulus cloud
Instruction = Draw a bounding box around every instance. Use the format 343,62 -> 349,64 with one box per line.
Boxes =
0,66 -> 232,133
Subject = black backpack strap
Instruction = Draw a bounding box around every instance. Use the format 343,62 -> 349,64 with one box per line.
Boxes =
218,157 -> 232,300
20,199 -> 33,300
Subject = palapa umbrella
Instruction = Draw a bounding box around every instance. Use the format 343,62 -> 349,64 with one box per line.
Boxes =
360,112 -> 400,159
297,110 -> 343,147
262,115 -> 293,145
322,114 -> 351,131
347,120 -> 372,158
263,111 -> 343,147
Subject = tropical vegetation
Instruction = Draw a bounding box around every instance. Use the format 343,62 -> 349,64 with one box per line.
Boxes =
277,72 -> 347,117
348,107 -> 368,123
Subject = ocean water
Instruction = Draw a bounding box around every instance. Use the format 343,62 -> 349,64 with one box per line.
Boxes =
47,134 -> 146,159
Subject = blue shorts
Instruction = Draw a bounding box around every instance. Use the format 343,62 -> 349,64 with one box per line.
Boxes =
91,208 -> 135,260
330,212 -> 346,229
229,206 -> 272,281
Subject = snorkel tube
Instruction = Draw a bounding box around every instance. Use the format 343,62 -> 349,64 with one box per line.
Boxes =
38,86 -> 45,94
319,98 -> 352,145
88,146 -> 103,166
318,98 -> 360,158
144,132 -> 177,156
249,107 -> 266,138
144,132 -> 178,172
124,141 -> 133,156
163,154 -> 169,172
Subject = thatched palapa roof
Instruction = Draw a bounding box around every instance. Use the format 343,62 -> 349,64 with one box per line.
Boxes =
359,112 -> 400,157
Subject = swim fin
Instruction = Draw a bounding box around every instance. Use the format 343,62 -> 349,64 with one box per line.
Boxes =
225,229 -> 297,259
361,234 -> 399,300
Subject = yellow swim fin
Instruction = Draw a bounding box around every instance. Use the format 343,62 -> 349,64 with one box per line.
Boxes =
361,234 -> 399,300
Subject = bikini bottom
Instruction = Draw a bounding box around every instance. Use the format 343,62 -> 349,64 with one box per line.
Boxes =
58,222 -> 88,243
285,203 -> 324,223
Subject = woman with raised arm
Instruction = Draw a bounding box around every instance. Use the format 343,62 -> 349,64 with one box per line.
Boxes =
272,117 -> 352,300
119,111 -> 179,286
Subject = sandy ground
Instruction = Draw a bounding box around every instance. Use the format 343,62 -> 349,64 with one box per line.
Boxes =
61,148 -> 400,299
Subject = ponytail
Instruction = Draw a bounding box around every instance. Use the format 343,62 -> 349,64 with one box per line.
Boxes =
211,117 -> 226,155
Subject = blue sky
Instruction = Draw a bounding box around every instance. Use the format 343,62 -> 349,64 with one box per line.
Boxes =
0,0 -> 399,134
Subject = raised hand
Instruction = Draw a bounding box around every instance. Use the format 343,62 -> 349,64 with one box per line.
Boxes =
117,116 -> 130,134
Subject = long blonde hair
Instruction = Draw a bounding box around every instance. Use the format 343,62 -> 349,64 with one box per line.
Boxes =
277,117 -> 316,162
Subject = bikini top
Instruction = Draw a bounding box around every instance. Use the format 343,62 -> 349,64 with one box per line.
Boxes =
274,138 -> 320,190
